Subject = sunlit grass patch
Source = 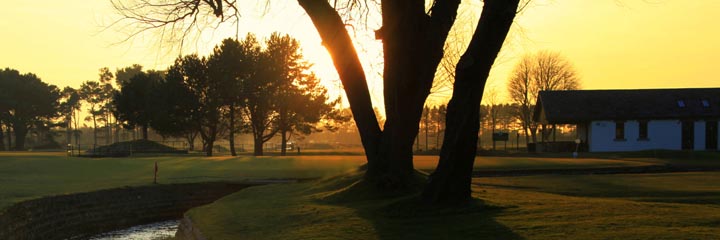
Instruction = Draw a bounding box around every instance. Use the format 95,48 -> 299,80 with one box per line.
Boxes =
0,153 -> 365,210
414,155 -> 651,172
475,172 -> 720,205
187,169 -> 520,239
188,170 -> 720,239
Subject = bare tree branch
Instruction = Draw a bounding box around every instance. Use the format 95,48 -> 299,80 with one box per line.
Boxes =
109,0 -> 241,53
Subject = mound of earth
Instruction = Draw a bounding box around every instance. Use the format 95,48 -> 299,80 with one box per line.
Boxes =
85,140 -> 187,157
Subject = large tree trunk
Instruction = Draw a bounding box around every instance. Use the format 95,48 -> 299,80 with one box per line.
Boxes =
253,135 -> 263,156
186,131 -> 196,151
424,0 -> 519,203
229,105 -> 237,156
204,139 -> 214,156
374,1 -> 441,185
13,124 -> 28,151
202,125 -> 217,156
299,0 -> 461,189
280,130 -> 287,156
298,0 -> 382,164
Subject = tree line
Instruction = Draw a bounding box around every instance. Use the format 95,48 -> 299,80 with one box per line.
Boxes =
123,33 -> 345,156
1,48 -> 578,155
0,33 -> 344,156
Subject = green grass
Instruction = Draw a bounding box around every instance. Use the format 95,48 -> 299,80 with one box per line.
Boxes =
187,170 -> 720,239
475,172 -> 720,205
0,152 -> 652,210
186,170 -> 519,239
414,155 -> 651,171
2,151 -> 719,238
0,152 -> 365,210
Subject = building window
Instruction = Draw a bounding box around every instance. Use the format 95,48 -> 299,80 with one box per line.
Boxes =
615,121 -> 625,140
638,121 -> 649,140
677,100 -> 686,108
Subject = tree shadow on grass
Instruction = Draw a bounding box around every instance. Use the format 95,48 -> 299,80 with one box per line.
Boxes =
331,193 -> 523,239
364,196 -> 523,240
315,169 -> 523,239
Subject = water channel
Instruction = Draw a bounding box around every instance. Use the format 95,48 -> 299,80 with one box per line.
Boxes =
87,220 -> 179,240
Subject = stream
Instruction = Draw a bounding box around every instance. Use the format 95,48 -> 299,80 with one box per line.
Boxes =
87,220 -> 179,240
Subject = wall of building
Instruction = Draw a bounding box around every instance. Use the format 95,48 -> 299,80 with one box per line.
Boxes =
589,120 -> 681,152
694,121 -> 706,151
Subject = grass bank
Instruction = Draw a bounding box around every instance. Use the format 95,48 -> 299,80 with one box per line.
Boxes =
0,152 -> 648,210
187,169 -> 720,239
0,152 -> 365,210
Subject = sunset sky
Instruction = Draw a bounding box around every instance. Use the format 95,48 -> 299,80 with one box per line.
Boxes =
2,0 -> 719,109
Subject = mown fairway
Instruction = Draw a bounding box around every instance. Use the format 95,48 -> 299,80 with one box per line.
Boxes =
0,152 -> 365,209
2,151 -> 719,238
186,169 -> 720,239
0,151 -> 657,210
473,172 -> 720,239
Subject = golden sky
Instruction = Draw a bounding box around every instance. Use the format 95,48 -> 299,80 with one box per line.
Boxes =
1,0 -> 719,107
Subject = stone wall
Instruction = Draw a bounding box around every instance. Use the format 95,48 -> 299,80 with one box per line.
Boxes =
175,215 -> 208,240
0,182 -> 251,240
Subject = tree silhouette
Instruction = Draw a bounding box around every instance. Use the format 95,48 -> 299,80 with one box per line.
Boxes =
152,64 -> 203,151
80,81 -> 105,147
59,87 -> 82,148
276,72 -> 337,156
98,67 -> 116,144
115,64 -> 143,87
257,33 -> 337,156
0,68 -> 60,150
113,71 -> 162,140
113,0 -> 521,203
207,37 -> 252,156
507,51 -> 580,144
171,54 -> 226,156
242,36 -> 279,156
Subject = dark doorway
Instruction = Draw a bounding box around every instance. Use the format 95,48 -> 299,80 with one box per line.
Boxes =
706,121 -> 718,150
681,121 -> 694,150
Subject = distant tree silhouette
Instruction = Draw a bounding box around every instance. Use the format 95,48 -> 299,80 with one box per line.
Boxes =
114,64 -> 144,140
80,80 -> 105,146
507,51 -> 580,144
98,67 -> 116,145
435,105 -> 447,150
207,37 -> 251,156
59,87 -> 82,147
152,64 -> 203,151
113,71 -> 162,140
0,68 -> 60,150
261,33 -> 338,156
115,64 -> 143,87
170,54 -> 226,156
113,0 -> 521,204
241,35 -> 280,156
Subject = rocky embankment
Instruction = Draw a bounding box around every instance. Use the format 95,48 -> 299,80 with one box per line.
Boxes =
0,182 -> 251,240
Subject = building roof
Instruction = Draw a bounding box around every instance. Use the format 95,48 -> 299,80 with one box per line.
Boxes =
534,88 -> 720,123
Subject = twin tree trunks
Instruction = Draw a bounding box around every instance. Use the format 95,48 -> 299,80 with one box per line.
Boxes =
298,0 -> 519,203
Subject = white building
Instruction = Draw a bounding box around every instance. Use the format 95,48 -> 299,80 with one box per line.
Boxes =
534,88 -> 720,152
